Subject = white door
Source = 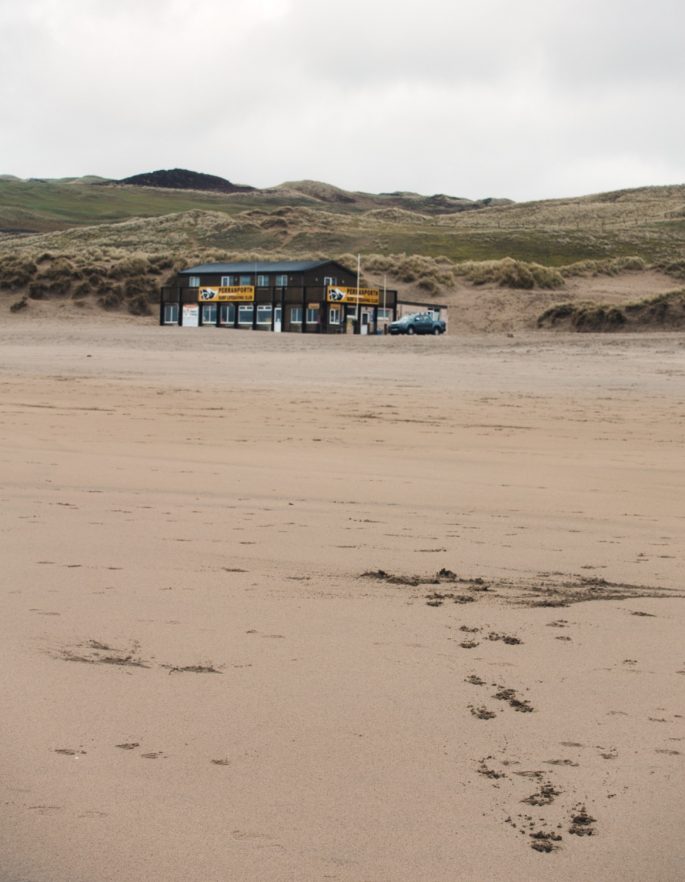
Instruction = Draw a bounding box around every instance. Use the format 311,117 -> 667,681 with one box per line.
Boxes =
274,306 -> 282,333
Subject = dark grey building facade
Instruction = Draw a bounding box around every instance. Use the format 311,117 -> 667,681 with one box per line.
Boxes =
160,260 -> 398,334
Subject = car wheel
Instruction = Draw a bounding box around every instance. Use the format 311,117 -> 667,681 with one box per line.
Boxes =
407,326 -> 416,335
432,327 -> 440,335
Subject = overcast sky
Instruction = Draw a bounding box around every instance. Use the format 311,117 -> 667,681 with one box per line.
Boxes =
1,0 -> 683,201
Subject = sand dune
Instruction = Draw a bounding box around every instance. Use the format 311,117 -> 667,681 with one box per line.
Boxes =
1,320 -> 683,881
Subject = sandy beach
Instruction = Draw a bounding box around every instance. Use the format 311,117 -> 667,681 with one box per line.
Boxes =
1,318 -> 683,882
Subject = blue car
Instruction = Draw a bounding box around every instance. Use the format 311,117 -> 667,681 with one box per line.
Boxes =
388,312 -> 446,335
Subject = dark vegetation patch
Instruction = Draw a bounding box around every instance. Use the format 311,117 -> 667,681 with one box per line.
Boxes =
162,664 -> 222,675
524,574 -> 681,607
469,705 -> 496,720
569,805 -> 597,836
487,632 -> 523,645
537,289 -> 685,332
362,568 -> 679,608
522,782 -> 561,806
493,687 -> 535,713
425,590 -> 475,606
119,168 -> 255,194
478,757 -> 507,779
57,639 -> 149,668
361,569 -> 489,606
465,674 -> 486,685
54,639 -> 223,676
361,568 -> 460,586
529,830 -> 563,853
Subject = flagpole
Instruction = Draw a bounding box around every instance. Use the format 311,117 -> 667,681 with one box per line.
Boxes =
383,273 -> 387,331
356,253 -> 360,331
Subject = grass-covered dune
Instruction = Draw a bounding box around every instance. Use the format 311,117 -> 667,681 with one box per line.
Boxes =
537,289 -> 685,332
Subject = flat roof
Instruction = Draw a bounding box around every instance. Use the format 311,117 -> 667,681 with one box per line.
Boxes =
179,260 -> 348,275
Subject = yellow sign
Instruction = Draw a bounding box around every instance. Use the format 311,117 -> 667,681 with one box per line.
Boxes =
198,286 -> 255,302
327,285 -> 379,305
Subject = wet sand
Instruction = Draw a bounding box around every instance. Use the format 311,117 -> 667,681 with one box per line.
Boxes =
1,320 -> 684,881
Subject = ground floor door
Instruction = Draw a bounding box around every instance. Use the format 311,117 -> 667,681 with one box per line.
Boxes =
274,306 -> 282,332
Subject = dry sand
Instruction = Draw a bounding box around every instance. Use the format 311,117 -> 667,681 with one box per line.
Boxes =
1,317 -> 684,882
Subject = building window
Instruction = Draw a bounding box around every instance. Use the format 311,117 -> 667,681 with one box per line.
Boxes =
256,304 -> 272,325
290,306 -> 302,324
220,275 -> 236,287
238,304 -> 254,325
256,274 -> 270,288
275,274 -> 288,287
163,303 -> 179,324
377,308 -> 392,320
239,274 -> 252,286
202,303 -> 217,325
220,303 -> 235,325
328,306 -> 341,325
187,276 -> 200,288
306,305 -> 319,324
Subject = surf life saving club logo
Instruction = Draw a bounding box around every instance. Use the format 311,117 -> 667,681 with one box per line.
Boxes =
327,286 -> 380,304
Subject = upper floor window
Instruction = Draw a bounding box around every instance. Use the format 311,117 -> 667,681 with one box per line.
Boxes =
256,274 -> 270,288
220,275 -> 236,286
188,276 -> 200,287
239,274 -> 252,286
275,274 -> 288,287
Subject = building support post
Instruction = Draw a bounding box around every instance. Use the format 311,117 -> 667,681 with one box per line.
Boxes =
301,286 -> 306,333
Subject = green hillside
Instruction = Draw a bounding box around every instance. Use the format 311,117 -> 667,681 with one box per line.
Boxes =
0,179 -> 289,233
2,176 -> 684,266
